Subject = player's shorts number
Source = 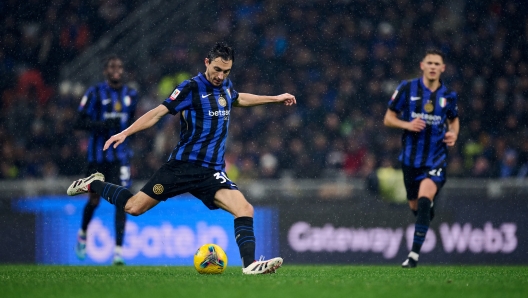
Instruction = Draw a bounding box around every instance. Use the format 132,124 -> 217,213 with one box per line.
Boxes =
214,172 -> 231,184
428,168 -> 443,176
120,166 -> 131,185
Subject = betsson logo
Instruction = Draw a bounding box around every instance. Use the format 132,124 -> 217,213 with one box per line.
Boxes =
208,110 -> 230,117
288,221 -> 518,258
86,218 -> 228,262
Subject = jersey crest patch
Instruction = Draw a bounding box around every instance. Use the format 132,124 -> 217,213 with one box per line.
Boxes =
218,96 -> 227,107
170,89 -> 181,100
439,97 -> 447,108
391,90 -> 398,100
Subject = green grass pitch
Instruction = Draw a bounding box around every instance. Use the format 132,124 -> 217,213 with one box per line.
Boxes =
1,265 -> 527,298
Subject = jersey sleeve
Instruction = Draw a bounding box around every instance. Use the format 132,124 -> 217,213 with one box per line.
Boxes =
446,92 -> 459,119
78,87 -> 97,116
388,81 -> 408,113
229,80 -> 239,101
162,80 -> 193,115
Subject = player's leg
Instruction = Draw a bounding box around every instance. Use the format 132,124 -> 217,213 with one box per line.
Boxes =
403,178 -> 436,268
67,173 -> 159,215
213,189 -> 283,274
110,163 -> 129,265
76,192 -> 100,260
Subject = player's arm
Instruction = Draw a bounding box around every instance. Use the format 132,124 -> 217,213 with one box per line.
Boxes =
443,117 -> 459,146
383,109 -> 425,132
104,105 -> 169,150
233,93 -> 296,107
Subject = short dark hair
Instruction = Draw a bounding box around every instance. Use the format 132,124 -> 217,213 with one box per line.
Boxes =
103,54 -> 122,69
207,42 -> 235,63
423,49 -> 445,62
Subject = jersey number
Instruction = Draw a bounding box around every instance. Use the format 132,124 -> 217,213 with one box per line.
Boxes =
214,172 -> 231,184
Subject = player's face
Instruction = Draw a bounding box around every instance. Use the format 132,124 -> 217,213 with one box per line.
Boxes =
420,54 -> 445,81
104,59 -> 124,84
204,57 -> 232,86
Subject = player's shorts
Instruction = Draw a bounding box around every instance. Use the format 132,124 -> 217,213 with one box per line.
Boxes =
86,162 -> 131,188
140,159 -> 238,210
402,164 -> 446,201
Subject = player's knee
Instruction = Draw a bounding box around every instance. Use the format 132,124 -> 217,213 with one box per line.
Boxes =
240,202 -> 254,217
124,202 -> 145,216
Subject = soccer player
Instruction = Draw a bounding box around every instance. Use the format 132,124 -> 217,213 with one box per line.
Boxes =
383,49 -> 459,268
67,42 -> 295,274
73,55 -> 138,265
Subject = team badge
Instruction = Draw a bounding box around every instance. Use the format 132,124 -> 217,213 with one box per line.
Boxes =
218,96 -> 227,107
124,95 -> 131,107
439,97 -> 447,108
424,100 -> 434,113
114,101 -> 122,112
153,184 -> 164,195
391,90 -> 398,101
170,89 -> 181,100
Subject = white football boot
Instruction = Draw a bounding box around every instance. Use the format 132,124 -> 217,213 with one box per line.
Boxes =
67,172 -> 105,196
242,256 -> 283,275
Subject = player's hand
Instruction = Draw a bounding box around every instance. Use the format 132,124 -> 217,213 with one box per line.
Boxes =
104,132 -> 127,150
406,117 -> 426,132
443,131 -> 457,146
276,93 -> 297,106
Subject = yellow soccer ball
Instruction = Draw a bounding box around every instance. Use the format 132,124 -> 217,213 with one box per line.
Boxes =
193,244 -> 228,274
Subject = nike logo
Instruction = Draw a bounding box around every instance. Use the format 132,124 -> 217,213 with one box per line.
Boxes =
202,93 -> 212,98
411,96 -> 421,101
102,99 -> 112,105
236,234 -> 240,240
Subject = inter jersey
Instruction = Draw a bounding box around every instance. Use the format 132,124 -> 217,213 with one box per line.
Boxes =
388,78 -> 458,168
163,73 -> 239,171
78,82 -> 138,164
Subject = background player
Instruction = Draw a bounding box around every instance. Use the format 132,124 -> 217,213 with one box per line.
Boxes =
67,42 -> 296,274
73,55 -> 138,265
383,49 -> 459,268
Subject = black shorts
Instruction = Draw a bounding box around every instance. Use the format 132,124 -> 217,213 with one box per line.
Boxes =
86,162 -> 131,187
141,159 -> 238,210
402,164 -> 446,201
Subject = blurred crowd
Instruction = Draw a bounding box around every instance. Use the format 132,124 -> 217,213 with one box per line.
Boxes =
1,0 -> 528,182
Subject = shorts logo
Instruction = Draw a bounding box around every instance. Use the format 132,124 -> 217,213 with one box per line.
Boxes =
218,96 -> 227,107
153,184 -> 164,195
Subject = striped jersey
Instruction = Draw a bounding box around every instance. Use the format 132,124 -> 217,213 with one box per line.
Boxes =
388,77 -> 458,168
162,73 -> 239,171
78,82 -> 138,164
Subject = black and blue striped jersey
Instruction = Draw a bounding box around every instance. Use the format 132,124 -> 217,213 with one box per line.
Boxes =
77,82 -> 138,164
162,73 -> 239,171
388,78 -> 458,168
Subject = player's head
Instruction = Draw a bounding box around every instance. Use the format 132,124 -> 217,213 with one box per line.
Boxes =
420,49 -> 445,82
204,42 -> 235,86
103,54 -> 124,85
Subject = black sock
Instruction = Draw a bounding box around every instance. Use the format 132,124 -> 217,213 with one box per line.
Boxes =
234,217 -> 256,268
115,207 -> 127,246
411,197 -> 431,255
91,180 -> 133,211
81,201 -> 98,231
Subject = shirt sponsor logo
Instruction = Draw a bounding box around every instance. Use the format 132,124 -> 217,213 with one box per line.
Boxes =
170,89 -> 181,100
411,111 -> 442,125
208,109 -> 230,119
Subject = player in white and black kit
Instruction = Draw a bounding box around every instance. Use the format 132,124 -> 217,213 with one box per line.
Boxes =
67,42 -> 296,274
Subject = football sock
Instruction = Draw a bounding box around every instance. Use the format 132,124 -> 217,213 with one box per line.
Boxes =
115,207 -> 127,246
91,180 -> 133,211
411,197 -> 432,255
81,201 -> 98,231
234,216 -> 256,268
